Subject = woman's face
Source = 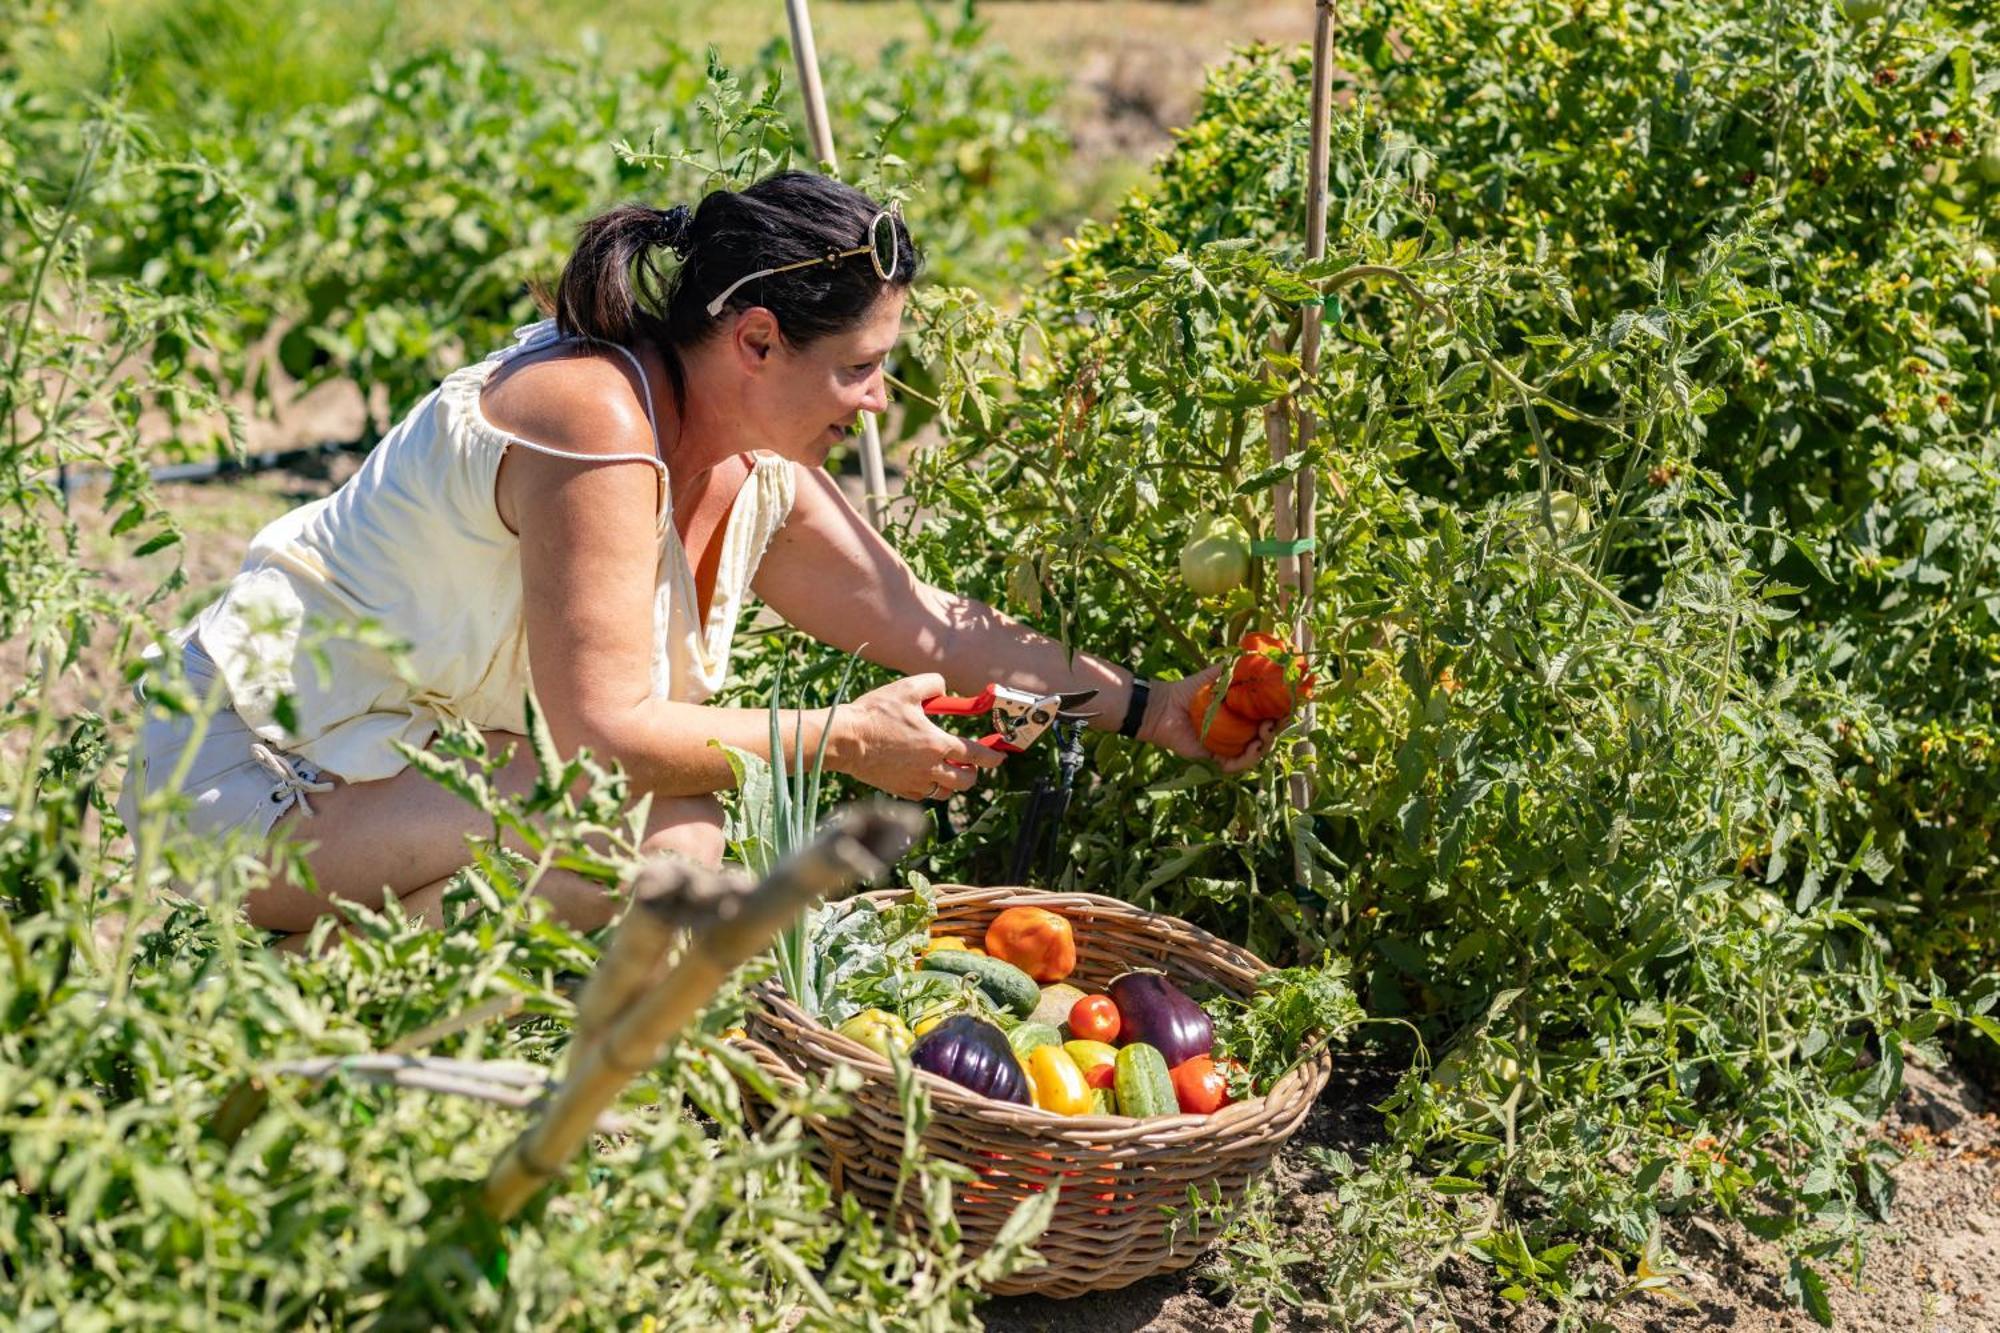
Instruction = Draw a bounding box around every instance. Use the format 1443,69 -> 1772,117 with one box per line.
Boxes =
748,289 -> 904,466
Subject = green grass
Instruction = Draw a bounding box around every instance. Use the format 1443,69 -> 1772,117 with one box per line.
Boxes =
25,0 -> 1037,121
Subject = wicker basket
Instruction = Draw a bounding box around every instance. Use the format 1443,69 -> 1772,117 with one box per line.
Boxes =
733,884 -> 1333,1298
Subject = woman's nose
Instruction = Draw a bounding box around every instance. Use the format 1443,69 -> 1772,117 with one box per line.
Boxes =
861,367 -> 889,415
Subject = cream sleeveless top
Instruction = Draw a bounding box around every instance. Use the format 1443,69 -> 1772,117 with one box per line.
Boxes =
191,320 -> 797,783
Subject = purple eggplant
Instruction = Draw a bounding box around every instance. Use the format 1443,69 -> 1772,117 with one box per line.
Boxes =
1108,971 -> 1213,1067
910,1014 -> 1030,1104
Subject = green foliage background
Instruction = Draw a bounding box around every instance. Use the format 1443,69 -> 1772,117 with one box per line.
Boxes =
874,0 -> 2000,1316
5,0 -> 2000,1326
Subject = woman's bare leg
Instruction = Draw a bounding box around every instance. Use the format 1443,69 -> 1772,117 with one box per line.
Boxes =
247,729 -> 725,936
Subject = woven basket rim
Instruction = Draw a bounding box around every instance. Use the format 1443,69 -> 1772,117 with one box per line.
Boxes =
746,883 -> 1331,1143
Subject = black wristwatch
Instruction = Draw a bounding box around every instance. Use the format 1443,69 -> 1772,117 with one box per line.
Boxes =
1118,678 -> 1151,739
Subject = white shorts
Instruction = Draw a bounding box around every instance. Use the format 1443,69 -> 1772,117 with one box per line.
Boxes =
116,637 -> 336,845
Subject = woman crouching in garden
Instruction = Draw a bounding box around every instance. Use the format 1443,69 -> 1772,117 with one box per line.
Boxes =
118,171 -> 1273,946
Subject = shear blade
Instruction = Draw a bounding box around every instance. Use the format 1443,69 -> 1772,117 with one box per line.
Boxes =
1053,688 -> 1099,719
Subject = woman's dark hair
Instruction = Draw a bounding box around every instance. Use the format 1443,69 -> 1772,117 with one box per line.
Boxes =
540,171 -> 919,411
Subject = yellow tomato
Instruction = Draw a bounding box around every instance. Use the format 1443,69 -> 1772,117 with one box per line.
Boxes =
1063,1039 -> 1119,1081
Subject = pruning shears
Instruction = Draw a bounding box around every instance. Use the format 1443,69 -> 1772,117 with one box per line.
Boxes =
922,685 -> 1099,755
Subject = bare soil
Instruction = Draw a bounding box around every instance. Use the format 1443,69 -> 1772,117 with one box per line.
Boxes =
983,1059 -> 2000,1332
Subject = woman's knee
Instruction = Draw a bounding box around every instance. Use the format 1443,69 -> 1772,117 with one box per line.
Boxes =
642,794 -> 726,867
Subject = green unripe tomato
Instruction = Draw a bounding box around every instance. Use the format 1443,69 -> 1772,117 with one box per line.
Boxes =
1839,0 -> 1887,21
1977,141 -> 2000,186
1178,515 -> 1251,597
1520,490 -> 1593,546
1547,491 -> 1592,536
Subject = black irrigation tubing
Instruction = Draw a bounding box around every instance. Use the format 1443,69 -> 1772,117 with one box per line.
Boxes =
54,433 -> 904,500
55,436 -> 375,499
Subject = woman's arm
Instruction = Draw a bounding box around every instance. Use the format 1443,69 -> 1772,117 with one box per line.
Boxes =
499,361 -> 1003,800
755,468 -> 1272,769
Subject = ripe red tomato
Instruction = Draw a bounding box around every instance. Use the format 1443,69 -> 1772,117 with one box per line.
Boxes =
1170,1055 -> 1230,1115
1068,994 -> 1121,1044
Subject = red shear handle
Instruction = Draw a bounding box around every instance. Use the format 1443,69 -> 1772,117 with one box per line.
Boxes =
944,734 -> 1020,765
921,685 -> 997,717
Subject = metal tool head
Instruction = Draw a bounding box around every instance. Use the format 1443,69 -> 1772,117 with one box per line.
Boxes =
987,686 -> 1099,749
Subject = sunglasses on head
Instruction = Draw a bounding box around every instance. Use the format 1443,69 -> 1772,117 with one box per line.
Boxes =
704,205 -> 903,319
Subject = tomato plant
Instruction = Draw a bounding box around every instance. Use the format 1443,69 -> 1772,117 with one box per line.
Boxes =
879,7 -> 2000,1318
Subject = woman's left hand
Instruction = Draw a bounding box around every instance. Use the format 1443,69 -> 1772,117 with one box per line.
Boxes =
1139,665 -> 1277,773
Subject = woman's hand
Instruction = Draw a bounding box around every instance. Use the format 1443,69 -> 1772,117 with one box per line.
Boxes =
1139,665 -> 1277,774
828,673 -> 1008,801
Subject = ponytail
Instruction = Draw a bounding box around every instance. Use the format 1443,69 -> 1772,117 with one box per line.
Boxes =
544,203 -> 684,347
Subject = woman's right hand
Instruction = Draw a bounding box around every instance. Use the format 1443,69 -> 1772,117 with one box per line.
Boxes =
829,673 -> 1006,801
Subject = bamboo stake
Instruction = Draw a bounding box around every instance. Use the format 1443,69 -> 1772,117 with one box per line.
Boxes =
1289,0 -> 1339,882
482,803 -> 923,1221
268,1056 -> 634,1135
565,874 -> 689,1067
1264,332 -> 1298,607
785,0 -> 892,530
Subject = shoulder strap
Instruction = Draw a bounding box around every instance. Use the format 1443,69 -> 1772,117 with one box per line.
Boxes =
598,342 -> 660,439
494,336 -> 669,516
501,435 -> 668,520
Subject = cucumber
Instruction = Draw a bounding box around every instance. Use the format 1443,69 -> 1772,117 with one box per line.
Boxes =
1113,1043 -> 1176,1119
920,951 -> 1040,1018
1007,1022 -> 1063,1057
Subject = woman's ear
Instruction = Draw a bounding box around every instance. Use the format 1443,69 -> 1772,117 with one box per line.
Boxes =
732,308 -> 782,369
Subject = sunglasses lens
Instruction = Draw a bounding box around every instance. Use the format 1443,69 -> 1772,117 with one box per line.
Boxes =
871,211 -> 899,282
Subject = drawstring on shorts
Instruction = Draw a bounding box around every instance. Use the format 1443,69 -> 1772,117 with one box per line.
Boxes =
250,743 -> 334,819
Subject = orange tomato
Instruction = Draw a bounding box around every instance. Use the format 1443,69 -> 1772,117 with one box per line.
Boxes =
1226,632 -> 1314,721
1188,680 -> 1259,758
1225,652 -> 1293,721
984,906 -> 1077,983
1170,1055 -> 1231,1115
1068,994 -> 1121,1043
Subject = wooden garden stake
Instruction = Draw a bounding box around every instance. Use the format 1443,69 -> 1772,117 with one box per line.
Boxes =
1288,0 -> 1340,880
481,803 -> 922,1222
785,0 -> 892,530
1264,331 -> 1298,605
